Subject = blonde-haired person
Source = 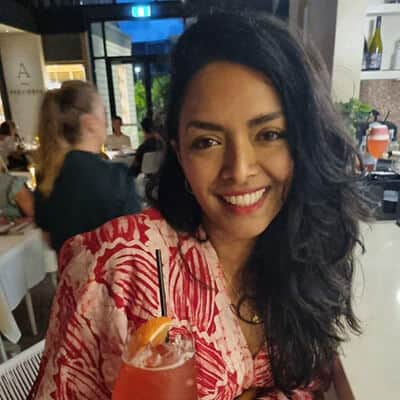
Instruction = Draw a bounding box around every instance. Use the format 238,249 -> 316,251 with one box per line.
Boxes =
34,80 -> 140,252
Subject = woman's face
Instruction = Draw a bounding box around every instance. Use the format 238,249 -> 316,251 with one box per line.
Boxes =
177,62 -> 294,242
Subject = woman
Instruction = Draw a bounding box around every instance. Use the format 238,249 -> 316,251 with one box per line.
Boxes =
0,120 -> 17,162
0,172 -> 34,219
130,116 -> 165,177
29,14 -> 369,400
34,80 -> 140,251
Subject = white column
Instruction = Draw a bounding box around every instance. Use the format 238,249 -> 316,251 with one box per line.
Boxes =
331,0 -> 369,102
0,32 -> 47,142
290,0 -> 368,103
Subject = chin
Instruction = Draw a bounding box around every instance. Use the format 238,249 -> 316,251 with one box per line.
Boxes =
222,219 -> 271,241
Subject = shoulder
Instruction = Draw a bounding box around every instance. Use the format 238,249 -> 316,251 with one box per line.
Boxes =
62,150 -> 102,174
0,174 -> 26,196
66,151 -> 129,180
8,175 -> 26,196
58,208 -> 178,327
59,208 -> 174,275
32,209 -> 180,398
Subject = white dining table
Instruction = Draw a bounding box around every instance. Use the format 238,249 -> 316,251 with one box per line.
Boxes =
340,221 -> 400,399
0,227 -> 56,361
106,150 -> 135,167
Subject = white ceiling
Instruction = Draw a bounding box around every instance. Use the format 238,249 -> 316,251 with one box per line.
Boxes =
0,24 -> 25,34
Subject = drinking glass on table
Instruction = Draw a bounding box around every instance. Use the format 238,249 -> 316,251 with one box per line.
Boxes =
112,318 -> 198,400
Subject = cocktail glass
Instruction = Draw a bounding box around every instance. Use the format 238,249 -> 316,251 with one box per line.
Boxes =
112,321 -> 197,400
367,126 -> 390,159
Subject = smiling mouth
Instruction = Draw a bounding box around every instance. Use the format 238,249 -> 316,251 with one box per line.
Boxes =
221,188 -> 268,207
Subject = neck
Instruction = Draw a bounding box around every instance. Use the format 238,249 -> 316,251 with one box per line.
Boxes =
114,130 -> 122,136
205,225 -> 255,279
73,141 -> 101,154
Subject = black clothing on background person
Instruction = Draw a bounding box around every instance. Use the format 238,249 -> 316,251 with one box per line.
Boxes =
130,137 -> 164,177
34,150 -> 140,251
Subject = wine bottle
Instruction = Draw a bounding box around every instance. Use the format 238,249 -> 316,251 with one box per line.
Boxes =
362,36 -> 368,71
368,16 -> 383,70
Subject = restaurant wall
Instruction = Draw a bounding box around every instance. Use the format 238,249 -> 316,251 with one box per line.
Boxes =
331,0 -> 368,102
0,32 -> 47,141
360,79 -> 400,127
290,0 -> 369,102
42,33 -> 83,62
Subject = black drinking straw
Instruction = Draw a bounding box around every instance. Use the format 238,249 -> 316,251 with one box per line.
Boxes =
156,249 -> 167,317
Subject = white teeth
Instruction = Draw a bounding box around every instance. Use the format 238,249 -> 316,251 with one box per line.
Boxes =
223,189 -> 266,207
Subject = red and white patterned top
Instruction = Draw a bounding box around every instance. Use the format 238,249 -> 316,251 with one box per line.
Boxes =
29,209 -> 326,400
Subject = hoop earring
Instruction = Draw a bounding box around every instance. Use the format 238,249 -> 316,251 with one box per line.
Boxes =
184,179 -> 193,195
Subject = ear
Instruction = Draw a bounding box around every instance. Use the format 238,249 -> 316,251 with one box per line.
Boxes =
170,139 -> 182,164
80,113 -> 96,134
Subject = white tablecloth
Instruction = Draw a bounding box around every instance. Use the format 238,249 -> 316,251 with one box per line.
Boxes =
0,229 -> 49,343
9,171 -> 30,179
110,154 -> 135,167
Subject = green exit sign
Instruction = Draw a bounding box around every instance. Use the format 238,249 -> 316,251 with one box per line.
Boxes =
131,5 -> 152,18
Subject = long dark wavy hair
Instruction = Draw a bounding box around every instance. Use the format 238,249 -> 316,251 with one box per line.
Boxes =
149,12 -> 370,394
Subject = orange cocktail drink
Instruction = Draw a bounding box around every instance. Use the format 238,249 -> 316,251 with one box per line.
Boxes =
367,126 -> 390,159
112,317 -> 197,400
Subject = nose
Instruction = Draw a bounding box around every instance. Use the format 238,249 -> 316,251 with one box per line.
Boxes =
220,136 -> 258,184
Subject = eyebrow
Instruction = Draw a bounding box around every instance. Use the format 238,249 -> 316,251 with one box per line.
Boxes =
186,111 -> 283,132
248,111 -> 283,127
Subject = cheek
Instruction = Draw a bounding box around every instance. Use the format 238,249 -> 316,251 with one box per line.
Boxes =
180,155 -> 218,197
262,148 -> 294,185
274,156 -> 294,202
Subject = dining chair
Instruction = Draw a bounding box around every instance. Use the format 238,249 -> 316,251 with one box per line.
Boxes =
141,151 -> 163,175
0,339 -> 44,400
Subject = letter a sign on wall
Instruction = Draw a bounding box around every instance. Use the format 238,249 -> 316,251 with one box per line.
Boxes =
17,63 -> 31,86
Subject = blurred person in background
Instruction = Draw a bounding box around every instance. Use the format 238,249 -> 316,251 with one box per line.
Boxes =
130,116 -> 165,177
0,120 -> 18,162
0,120 -> 29,170
105,115 -> 131,150
0,171 -> 34,219
34,80 -> 140,252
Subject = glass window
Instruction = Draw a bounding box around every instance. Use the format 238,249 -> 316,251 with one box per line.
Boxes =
105,22 -> 132,57
46,64 -> 87,89
117,19 -> 184,43
150,62 -> 170,122
94,59 -> 112,132
91,23 -> 105,58
110,62 -> 142,147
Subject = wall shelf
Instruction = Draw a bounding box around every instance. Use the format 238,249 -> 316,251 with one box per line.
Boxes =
366,4 -> 400,16
361,70 -> 400,80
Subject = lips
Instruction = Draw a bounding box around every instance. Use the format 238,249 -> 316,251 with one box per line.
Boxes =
221,188 -> 267,207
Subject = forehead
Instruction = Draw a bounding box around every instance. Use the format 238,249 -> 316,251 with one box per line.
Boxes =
181,62 -> 282,120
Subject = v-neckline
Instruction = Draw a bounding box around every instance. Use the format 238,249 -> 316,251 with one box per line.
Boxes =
201,237 -> 265,362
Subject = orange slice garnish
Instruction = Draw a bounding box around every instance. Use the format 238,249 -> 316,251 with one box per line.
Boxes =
127,316 -> 173,358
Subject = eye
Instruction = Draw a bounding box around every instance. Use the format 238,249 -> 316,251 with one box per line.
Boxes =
256,130 -> 285,142
191,137 -> 220,150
